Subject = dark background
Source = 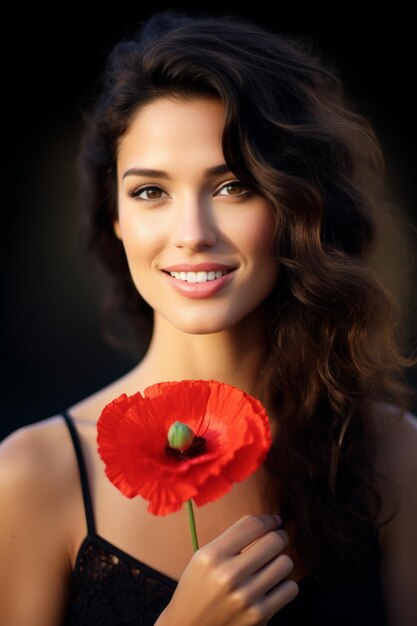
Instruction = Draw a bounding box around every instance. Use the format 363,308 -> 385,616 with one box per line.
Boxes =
2,4 -> 417,440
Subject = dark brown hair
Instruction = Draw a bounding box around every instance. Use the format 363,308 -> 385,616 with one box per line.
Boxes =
77,10 -> 417,579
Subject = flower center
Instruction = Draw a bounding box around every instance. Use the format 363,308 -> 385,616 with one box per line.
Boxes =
165,435 -> 207,461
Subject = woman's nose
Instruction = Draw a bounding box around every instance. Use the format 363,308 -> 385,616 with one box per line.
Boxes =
170,199 -> 218,251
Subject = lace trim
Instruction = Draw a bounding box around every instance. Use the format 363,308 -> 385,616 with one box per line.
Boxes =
65,532 -> 386,626
65,536 -> 176,625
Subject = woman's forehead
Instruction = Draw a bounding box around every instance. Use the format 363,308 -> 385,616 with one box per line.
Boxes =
117,97 -> 228,180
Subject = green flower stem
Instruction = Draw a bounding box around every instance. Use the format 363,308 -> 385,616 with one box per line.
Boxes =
186,499 -> 199,552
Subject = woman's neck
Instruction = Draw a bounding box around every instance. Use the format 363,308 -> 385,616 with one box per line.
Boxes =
130,309 -> 271,398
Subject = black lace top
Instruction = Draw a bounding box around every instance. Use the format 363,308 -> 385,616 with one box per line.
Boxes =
62,412 -> 388,625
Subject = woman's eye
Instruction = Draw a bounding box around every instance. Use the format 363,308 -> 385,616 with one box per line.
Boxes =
217,181 -> 250,197
128,180 -> 251,203
129,185 -> 167,202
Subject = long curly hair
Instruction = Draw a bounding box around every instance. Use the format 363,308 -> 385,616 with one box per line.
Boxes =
77,10 -> 417,579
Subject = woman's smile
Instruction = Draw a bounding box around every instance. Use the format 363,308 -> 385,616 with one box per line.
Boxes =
162,267 -> 236,299
160,262 -> 237,298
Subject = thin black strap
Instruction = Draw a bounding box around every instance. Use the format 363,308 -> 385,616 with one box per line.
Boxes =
62,411 -> 96,535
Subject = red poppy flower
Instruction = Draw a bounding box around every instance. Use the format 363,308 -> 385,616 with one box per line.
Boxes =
97,379 -> 272,515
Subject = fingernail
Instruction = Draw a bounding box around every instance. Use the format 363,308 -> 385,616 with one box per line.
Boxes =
273,514 -> 282,525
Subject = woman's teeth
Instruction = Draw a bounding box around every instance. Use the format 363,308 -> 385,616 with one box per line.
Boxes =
169,270 -> 229,283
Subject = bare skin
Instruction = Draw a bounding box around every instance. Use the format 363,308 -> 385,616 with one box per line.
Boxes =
1,96 -> 416,624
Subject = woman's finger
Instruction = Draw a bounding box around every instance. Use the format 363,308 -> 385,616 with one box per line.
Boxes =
210,514 -> 281,558
249,579 -> 300,623
226,529 -> 289,584
241,553 -> 295,604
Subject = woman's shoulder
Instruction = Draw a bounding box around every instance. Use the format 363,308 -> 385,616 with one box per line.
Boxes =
371,402 -> 417,543
0,416 -> 83,618
0,415 -> 97,621
0,415 -> 81,510
0,415 -> 84,548
371,407 -> 417,621
372,402 -> 417,478
0,415 -> 71,475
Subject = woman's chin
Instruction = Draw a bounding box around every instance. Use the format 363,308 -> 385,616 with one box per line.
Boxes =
160,314 -> 239,336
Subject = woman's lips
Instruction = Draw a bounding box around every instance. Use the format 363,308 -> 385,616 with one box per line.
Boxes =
162,268 -> 236,299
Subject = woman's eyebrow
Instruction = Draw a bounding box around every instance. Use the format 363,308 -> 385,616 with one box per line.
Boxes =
122,163 -> 232,181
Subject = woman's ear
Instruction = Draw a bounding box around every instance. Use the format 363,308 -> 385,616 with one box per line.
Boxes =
113,219 -> 122,240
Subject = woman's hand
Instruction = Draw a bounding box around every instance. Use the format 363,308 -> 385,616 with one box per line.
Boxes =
156,514 -> 299,626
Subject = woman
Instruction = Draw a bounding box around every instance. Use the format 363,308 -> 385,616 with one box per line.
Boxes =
1,10 -> 416,626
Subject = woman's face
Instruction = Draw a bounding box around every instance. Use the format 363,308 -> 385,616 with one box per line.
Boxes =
115,96 -> 280,334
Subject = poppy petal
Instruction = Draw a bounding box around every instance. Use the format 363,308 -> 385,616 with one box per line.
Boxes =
97,380 -> 272,516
